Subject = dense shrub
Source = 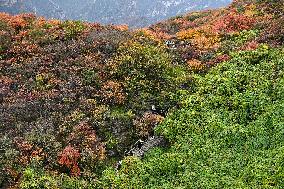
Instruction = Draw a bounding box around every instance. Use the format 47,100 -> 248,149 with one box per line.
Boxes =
98,47 -> 284,188
20,168 -> 95,189
213,10 -> 255,34
58,145 -> 81,177
1,0 -> 283,188
133,112 -> 164,138
0,12 -> 187,187
107,40 -> 187,112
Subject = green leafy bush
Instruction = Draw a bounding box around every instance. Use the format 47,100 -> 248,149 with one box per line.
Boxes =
98,47 -> 284,188
20,168 -> 95,189
61,21 -> 86,39
108,41 -> 187,112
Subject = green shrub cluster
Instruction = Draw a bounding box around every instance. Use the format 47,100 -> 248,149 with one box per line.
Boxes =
20,167 -> 95,189
108,41 -> 187,112
98,47 -> 284,188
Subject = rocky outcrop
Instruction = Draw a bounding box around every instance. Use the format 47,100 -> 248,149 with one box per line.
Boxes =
126,136 -> 167,158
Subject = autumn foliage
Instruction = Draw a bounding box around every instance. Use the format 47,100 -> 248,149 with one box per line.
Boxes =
58,146 -> 81,177
212,10 -> 255,34
1,0 -> 284,188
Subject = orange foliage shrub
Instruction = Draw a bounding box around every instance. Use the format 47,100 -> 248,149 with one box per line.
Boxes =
0,13 -> 36,30
177,27 -> 220,51
115,24 -> 129,31
187,59 -> 205,72
8,14 -> 33,30
136,28 -> 171,42
47,19 -> 62,26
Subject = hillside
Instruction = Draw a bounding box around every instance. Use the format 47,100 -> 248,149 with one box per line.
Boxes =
0,0 -> 284,188
0,0 -> 232,27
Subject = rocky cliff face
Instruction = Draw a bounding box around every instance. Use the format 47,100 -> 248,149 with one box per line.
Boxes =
0,0 -> 65,18
0,0 -> 232,27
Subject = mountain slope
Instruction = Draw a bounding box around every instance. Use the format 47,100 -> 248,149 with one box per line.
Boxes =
0,0 -> 65,19
0,0 -> 232,27
97,0 -> 284,187
0,0 -> 283,188
100,46 -> 284,189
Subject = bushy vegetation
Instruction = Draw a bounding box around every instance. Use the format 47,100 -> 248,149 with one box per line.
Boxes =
0,0 -> 283,188
99,46 -> 284,188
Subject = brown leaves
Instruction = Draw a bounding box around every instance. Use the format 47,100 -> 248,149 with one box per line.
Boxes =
134,112 -> 164,138
67,121 -> 106,161
100,81 -> 126,105
14,138 -> 45,166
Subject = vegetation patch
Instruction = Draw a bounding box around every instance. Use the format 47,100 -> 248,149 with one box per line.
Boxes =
0,0 -> 283,188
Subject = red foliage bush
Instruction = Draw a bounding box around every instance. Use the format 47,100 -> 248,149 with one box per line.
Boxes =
207,54 -> 231,67
58,145 -> 81,177
213,10 -> 255,34
240,40 -> 259,51
67,121 -> 106,161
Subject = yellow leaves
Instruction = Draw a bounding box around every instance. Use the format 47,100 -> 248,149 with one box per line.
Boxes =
35,74 -> 44,83
244,4 -> 257,17
69,110 -> 85,122
91,105 -> 108,120
177,28 -> 200,40
35,73 -> 55,90
191,33 -> 220,50
187,59 -> 205,72
177,27 -> 220,51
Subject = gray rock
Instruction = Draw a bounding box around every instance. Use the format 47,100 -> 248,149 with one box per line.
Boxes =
127,135 -> 167,158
